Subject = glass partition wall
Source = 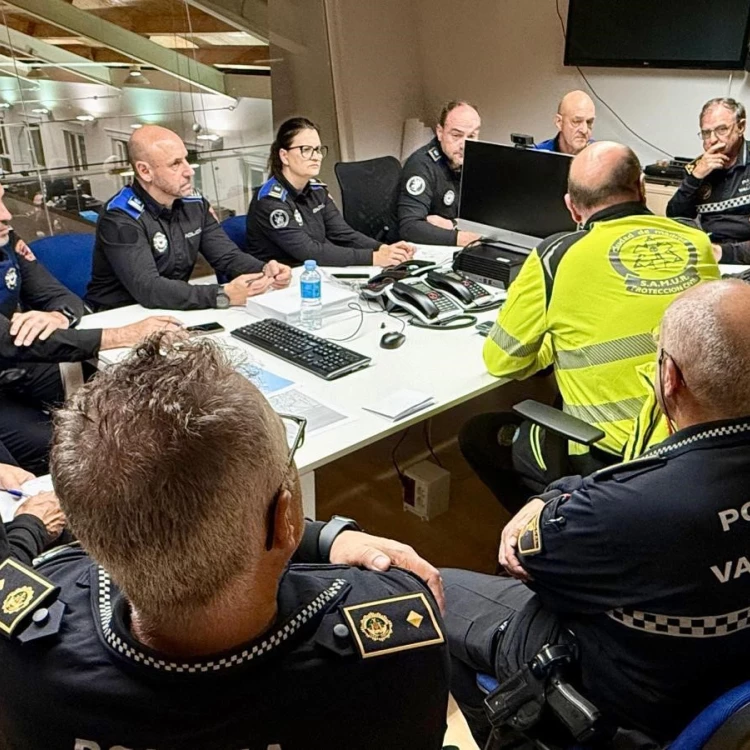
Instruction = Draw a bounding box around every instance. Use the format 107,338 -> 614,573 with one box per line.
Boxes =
0,0 -> 273,239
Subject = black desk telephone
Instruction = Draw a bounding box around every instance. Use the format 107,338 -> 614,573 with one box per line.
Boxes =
384,278 -> 463,323
425,269 -> 496,308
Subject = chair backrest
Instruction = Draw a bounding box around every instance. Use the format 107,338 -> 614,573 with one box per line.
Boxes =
221,215 -> 248,252
670,680 -> 750,750
29,233 -> 95,299
334,156 -> 402,244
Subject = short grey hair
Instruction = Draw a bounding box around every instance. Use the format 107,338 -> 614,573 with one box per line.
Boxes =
699,97 -> 747,125
661,280 -> 750,417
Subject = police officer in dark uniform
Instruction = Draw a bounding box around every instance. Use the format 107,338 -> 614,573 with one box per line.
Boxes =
398,101 -> 483,246
444,279 -> 750,747
667,97 -> 750,264
87,125 -> 292,311
0,337 -> 449,750
247,117 -> 415,268
0,181 -> 182,473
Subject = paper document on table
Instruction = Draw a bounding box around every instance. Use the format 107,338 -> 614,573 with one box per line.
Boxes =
236,362 -> 295,395
268,388 -> 349,434
414,246 -> 456,266
362,389 -> 435,421
0,475 -> 54,523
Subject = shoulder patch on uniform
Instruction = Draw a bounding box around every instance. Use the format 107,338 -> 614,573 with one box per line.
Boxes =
270,208 -> 290,229
106,187 -> 144,220
428,147 -> 442,162
0,558 -> 58,638
517,506 -> 543,556
341,592 -> 444,659
406,175 -> 426,196
592,454 -> 666,483
258,177 -> 288,202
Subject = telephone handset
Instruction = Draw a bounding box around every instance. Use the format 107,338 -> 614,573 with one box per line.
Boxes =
384,278 -> 463,323
425,269 -> 497,308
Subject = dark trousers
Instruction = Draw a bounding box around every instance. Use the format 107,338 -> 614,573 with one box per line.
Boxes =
442,568 -> 566,746
0,363 -> 64,474
459,413 -> 615,514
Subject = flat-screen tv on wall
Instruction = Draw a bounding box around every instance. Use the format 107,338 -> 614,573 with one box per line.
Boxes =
565,0 -> 750,70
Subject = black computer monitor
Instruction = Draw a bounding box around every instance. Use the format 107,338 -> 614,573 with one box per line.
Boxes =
459,141 -> 576,238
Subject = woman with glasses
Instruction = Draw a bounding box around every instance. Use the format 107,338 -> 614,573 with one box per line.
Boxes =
246,117 -> 415,267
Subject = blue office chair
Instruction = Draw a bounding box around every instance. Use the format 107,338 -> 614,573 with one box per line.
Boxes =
220,214 -> 248,252
29,233 -> 94,299
477,672 -> 750,749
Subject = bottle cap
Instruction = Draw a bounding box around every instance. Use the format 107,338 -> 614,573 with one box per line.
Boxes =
304,259 -> 317,271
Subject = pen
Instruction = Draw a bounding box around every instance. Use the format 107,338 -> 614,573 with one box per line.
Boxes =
5,489 -> 25,499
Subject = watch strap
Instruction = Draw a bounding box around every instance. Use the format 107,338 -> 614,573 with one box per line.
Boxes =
318,515 -> 361,562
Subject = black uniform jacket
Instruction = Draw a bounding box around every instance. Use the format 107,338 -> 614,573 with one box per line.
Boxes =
87,181 -> 264,311
397,138 -> 461,245
518,417 -> 750,741
0,230 -> 100,370
246,174 -> 380,267
667,140 -> 750,263
0,522 -> 450,750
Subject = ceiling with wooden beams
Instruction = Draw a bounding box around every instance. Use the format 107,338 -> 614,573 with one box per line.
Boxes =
0,0 -> 269,90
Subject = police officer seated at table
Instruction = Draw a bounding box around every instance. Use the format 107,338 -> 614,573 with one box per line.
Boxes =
534,90 -> 596,155
459,142 -> 720,514
667,97 -> 750,264
444,279 -> 750,748
0,461 -> 66,565
0,336 -> 450,750
0,181 -> 181,474
87,125 -> 292,311
246,117 -> 415,268
398,101 -> 483,247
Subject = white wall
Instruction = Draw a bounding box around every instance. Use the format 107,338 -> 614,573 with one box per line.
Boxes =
415,0 -> 747,164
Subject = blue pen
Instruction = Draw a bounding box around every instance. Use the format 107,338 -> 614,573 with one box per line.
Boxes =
5,489 -> 24,499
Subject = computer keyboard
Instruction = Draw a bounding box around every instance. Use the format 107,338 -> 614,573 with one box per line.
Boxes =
230,318 -> 372,380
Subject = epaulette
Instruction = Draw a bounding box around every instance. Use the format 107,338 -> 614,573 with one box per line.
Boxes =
258,177 -> 288,202
182,194 -> 203,203
0,557 -> 63,642
308,178 -> 327,190
591,453 -> 666,483
427,146 -> 442,163
106,186 -> 144,220
316,591 -> 443,660
684,158 -> 699,176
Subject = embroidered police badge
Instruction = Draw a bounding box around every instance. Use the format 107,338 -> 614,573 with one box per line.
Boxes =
270,209 -> 290,229
294,209 -> 304,226
152,232 -> 169,254
406,176 -> 426,196
443,189 -> 456,206
4,266 -> 17,290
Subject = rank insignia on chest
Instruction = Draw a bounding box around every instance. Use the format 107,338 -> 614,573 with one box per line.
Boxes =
0,558 -> 58,638
152,231 -> 169,254
4,266 -> 17,290
341,591 -> 444,659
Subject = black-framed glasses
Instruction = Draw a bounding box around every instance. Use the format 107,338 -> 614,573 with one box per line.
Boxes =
265,414 -> 307,550
286,145 -> 329,160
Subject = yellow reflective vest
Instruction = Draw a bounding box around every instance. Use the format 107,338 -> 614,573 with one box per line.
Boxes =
483,203 -> 721,456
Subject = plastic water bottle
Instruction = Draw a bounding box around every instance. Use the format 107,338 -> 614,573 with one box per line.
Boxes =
299,259 -> 322,330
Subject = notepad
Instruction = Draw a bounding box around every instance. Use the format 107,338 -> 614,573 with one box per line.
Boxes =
362,389 -> 435,421
245,281 -> 358,325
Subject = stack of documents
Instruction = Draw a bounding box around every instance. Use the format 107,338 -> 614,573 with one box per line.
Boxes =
246,281 -> 358,325
363,389 -> 435,421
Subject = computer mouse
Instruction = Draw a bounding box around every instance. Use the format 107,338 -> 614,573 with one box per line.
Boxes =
379,331 -> 406,349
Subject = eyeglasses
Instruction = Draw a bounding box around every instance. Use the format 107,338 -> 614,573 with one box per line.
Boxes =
265,414 -> 307,551
286,145 -> 329,160
699,123 -> 735,141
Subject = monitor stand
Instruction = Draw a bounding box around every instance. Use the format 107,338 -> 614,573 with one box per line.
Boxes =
456,218 -> 541,250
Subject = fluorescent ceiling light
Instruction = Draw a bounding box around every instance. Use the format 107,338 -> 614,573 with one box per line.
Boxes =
76,114 -> 96,122
196,133 -> 221,142
31,108 -> 49,115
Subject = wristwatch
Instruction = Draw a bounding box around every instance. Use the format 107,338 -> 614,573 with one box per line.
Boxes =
451,218 -> 459,230
318,515 -> 361,561
215,287 -> 230,309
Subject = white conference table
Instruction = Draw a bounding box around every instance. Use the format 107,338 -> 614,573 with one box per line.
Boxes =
77,247 -> 507,517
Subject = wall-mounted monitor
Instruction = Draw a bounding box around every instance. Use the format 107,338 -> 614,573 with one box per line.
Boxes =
564,0 -> 750,70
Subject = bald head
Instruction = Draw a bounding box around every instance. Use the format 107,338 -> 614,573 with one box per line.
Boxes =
554,90 -> 596,155
565,141 -> 643,222
127,125 -> 195,206
660,280 -> 750,421
557,90 -> 595,116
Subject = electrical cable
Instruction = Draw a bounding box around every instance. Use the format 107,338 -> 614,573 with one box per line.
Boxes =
423,419 -> 444,468
391,426 -> 411,484
321,302 -> 408,342
409,314 -> 478,330
555,0 -> 674,159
